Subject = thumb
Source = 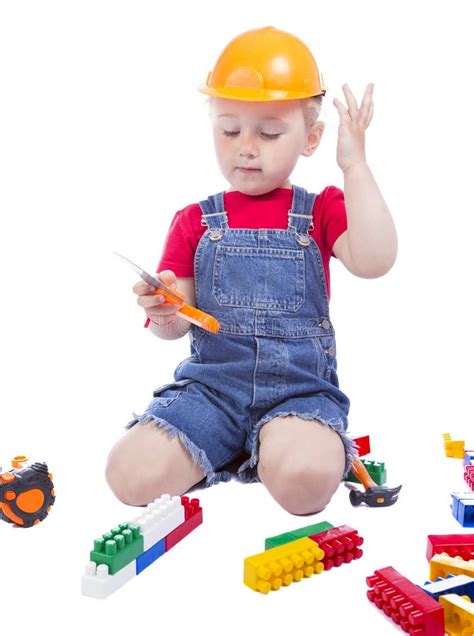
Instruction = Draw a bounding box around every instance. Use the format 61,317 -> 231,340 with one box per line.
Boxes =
158,269 -> 177,288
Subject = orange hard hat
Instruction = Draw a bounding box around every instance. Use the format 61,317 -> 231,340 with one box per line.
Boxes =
198,26 -> 326,101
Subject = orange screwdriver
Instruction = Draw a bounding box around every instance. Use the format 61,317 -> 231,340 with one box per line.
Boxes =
115,252 -> 220,333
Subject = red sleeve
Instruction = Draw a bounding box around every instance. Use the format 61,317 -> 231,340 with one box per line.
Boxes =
144,207 -> 199,329
157,208 -> 198,277
320,185 -> 348,257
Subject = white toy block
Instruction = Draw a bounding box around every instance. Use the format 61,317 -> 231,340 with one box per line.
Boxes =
132,494 -> 185,550
420,574 -> 474,596
81,560 -> 136,599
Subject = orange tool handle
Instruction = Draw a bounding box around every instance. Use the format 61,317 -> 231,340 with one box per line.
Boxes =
350,457 -> 377,490
144,288 -> 220,333
176,305 -> 220,333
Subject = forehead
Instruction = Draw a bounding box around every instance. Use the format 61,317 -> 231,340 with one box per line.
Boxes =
211,97 -> 302,122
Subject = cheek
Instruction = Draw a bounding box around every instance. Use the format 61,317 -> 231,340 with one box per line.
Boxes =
266,139 -> 298,162
221,137 -> 234,150
214,134 -> 232,157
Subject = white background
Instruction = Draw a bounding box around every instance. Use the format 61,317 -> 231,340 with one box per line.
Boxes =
1,1 -> 473,634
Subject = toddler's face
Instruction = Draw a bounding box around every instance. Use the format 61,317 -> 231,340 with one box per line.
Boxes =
210,97 -> 323,195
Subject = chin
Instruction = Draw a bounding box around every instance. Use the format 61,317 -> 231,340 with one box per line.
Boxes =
232,181 -> 274,196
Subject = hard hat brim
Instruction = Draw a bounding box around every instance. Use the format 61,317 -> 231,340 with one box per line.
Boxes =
197,84 -> 326,101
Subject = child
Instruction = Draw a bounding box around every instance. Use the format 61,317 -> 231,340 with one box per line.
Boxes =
105,26 -> 397,515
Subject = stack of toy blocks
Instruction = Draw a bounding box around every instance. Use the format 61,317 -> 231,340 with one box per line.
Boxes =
441,435 -> 474,527
366,534 -> 474,635
427,549 -> 474,634
244,521 -> 364,593
81,495 -> 202,599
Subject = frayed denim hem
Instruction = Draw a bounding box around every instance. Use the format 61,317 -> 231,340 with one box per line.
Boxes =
237,410 -> 358,484
125,413 -> 232,488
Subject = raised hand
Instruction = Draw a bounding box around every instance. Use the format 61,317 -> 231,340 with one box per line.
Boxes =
333,83 -> 374,172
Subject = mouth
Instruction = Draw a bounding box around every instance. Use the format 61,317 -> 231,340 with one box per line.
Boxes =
236,167 -> 262,174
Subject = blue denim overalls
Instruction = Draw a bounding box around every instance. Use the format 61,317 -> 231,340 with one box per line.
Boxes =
127,185 -> 356,486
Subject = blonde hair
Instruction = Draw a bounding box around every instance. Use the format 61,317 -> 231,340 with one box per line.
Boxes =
301,95 -> 323,129
205,95 -> 324,131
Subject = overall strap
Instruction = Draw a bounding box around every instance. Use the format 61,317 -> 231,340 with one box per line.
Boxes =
287,185 -> 317,246
198,191 -> 228,240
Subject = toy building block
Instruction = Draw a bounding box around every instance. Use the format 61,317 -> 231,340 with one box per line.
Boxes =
352,435 -> 371,457
244,537 -> 325,594
82,495 -> 202,598
133,494 -> 185,550
439,593 -> 474,635
443,433 -> 465,459
346,459 -> 387,486
90,523 -> 144,575
427,535 -> 474,561
136,537 -> 166,575
265,521 -> 333,550
464,451 -> 474,467
366,566 -> 445,635
419,574 -> 474,601
165,497 -> 202,551
464,465 -> 474,491
430,553 -> 474,580
81,560 -> 136,599
456,499 -> 474,528
309,525 -> 364,571
451,492 -> 474,528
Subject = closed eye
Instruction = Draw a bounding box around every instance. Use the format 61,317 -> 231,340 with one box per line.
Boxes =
222,131 -> 281,140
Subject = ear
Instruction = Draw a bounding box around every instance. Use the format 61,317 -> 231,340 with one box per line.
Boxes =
302,122 -> 325,157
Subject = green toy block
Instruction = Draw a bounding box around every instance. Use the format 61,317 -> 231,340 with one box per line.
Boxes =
265,521 -> 334,550
346,459 -> 387,486
90,523 -> 144,575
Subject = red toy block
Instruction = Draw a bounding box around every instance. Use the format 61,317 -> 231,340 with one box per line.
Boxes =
165,496 -> 202,551
465,465 -> 474,490
353,435 -> 371,457
426,534 -> 474,561
366,566 -> 445,635
309,525 -> 363,571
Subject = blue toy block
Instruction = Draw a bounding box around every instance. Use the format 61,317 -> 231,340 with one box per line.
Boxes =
451,492 -> 474,527
458,499 -> 474,528
464,450 -> 474,467
419,574 -> 474,600
136,537 -> 166,575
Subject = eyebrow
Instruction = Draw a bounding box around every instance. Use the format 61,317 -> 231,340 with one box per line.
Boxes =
217,114 -> 286,122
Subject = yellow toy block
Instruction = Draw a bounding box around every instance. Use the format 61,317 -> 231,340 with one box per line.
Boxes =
244,537 -> 325,594
430,553 -> 474,580
439,593 -> 474,636
443,433 -> 465,459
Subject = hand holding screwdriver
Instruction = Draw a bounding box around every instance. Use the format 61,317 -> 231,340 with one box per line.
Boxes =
115,253 -> 220,333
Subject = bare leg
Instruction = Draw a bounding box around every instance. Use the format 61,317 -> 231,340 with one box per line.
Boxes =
105,420 -> 205,506
257,415 -> 345,515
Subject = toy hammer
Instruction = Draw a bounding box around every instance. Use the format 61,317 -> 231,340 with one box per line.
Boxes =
348,457 -> 402,508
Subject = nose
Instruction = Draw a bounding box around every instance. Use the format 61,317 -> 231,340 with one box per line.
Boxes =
238,131 -> 258,158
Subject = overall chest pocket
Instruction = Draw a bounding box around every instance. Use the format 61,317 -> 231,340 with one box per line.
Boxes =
212,245 -> 305,311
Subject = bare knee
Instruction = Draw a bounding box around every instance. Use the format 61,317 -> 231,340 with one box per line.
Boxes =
258,460 -> 344,515
257,416 -> 346,515
105,421 -> 204,506
105,440 -> 169,506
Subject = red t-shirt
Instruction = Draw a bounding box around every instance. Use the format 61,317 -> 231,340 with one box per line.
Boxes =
157,185 -> 347,300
